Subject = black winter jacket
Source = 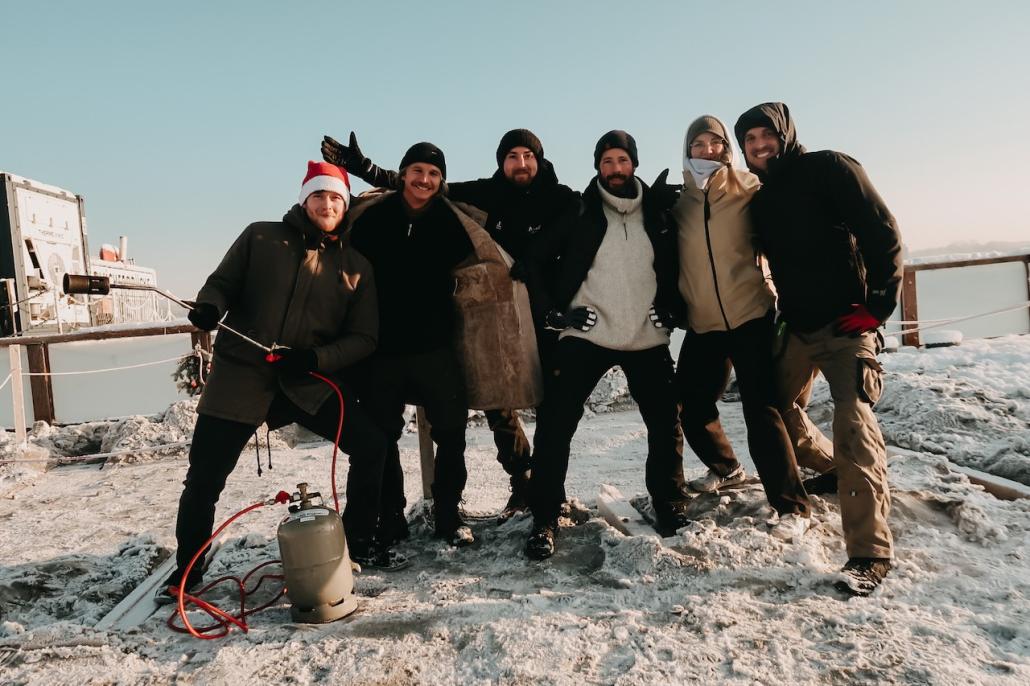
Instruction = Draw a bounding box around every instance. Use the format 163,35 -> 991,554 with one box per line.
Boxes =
525,177 -> 681,324
348,194 -> 473,355
735,103 -> 903,332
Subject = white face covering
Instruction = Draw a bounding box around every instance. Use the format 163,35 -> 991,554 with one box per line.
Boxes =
681,114 -> 746,190
683,157 -> 724,190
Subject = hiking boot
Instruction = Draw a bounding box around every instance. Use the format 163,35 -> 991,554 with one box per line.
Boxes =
803,471 -> 838,496
653,499 -> 691,537
769,513 -> 811,543
689,465 -> 746,493
434,503 -> 474,547
499,470 -> 531,521
526,520 -> 558,560
154,570 -> 203,606
350,541 -> 410,572
835,557 -> 892,597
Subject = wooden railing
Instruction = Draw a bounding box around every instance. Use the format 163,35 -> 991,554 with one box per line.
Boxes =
899,253 -> 1030,347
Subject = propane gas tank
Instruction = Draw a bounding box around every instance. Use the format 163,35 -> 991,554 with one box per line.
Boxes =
277,483 -> 358,623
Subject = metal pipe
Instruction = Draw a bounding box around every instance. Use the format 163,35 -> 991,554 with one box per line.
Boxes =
62,274 -> 273,353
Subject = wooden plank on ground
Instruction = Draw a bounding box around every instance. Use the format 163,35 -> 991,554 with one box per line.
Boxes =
888,446 -> 1030,501
596,484 -> 656,538
95,556 -> 177,632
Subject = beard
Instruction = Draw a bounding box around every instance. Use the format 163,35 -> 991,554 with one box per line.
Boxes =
600,173 -> 636,198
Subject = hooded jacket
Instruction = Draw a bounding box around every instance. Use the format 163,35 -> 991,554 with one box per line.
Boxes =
734,102 -> 903,332
672,116 -> 774,333
195,205 -> 378,425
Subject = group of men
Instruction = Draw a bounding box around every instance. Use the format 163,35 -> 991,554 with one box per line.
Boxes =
160,101 -> 901,603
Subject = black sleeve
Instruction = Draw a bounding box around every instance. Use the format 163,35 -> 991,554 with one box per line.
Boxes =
445,179 -> 490,206
524,195 -> 582,322
194,225 -> 253,316
355,162 -> 400,190
826,153 -> 903,321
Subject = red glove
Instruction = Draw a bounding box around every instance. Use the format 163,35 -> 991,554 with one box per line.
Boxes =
835,304 -> 880,335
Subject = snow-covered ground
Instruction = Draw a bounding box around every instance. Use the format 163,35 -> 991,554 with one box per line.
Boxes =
1,337 -> 1029,684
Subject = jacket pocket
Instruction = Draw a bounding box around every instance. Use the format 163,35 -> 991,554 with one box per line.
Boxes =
856,355 -> 884,406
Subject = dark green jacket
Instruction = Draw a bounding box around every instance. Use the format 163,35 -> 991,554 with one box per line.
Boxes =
195,205 -> 377,425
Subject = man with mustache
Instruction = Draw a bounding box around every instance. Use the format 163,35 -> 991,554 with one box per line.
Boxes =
346,142 -> 478,548
734,103 -> 902,597
522,130 -> 689,560
323,129 -> 578,520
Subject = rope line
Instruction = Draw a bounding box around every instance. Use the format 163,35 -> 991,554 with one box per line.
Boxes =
0,372 -> 12,392
892,301 -> 1030,337
21,354 -> 192,377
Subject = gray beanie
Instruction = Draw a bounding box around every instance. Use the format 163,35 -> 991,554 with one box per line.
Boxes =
685,115 -> 729,154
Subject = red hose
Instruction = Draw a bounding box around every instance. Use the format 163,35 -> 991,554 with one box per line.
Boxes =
308,371 -> 345,513
170,370 -> 347,638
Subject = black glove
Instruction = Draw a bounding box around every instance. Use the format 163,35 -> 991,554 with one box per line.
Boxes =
651,168 -> 682,211
545,307 -> 597,332
648,305 -> 679,330
267,348 -> 318,375
187,302 -> 220,331
322,132 -> 371,175
509,260 -> 528,282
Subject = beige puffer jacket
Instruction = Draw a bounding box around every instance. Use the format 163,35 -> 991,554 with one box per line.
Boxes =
671,166 -> 774,333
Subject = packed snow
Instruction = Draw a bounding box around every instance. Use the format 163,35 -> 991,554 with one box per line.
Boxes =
0,336 -> 1028,684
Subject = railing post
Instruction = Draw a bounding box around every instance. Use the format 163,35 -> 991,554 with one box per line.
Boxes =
190,330 -> 212,355
8,344 -> 27,445
901,266 -> 920,347
26,343 -> 55,423
416,406 -> 434,499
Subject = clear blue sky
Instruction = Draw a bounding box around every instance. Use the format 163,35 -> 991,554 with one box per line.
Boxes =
3,0 -> 1028,296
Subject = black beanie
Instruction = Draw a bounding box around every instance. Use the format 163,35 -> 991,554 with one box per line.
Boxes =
399,142 -> 447,179
495,129 -> 544,168
593,130 -> 638,169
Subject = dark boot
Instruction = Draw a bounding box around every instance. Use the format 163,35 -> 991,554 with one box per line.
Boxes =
499,469 -> 531,521
652,499 -> 691,537
155,567 -> 204,606
835,557 -> 892,597
350,538 -> 410,572
525,519 -> 558,560
433,496 -> 474,547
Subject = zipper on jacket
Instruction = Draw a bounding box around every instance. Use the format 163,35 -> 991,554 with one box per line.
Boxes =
702,190 -> 732,330
407,222 -> 413,237
622,219 -> 628,239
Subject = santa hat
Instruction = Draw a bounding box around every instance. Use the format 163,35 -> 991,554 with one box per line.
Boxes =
298,161 -> 350,207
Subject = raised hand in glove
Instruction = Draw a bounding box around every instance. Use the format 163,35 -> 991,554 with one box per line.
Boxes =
545,307 -> 597,332
187,302 -> 220,331
648,305 -> 678,330
266,347 -> 319,375
835,304 -> 880,335
322,132 -> 371,175
650,168 -> 682,211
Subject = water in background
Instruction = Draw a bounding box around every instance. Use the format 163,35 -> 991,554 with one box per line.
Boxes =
1,334 -> 193,426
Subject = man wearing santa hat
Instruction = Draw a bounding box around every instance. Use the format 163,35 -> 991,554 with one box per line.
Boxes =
158,160 -> 399,604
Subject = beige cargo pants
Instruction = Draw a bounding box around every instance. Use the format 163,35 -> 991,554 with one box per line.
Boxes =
777,324 -> 892,559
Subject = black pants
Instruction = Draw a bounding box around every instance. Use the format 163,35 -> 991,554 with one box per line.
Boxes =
529,337 -> 687,524
676,313 -> 809,516
173,389 -> 387,579
364,347 -> 469,528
